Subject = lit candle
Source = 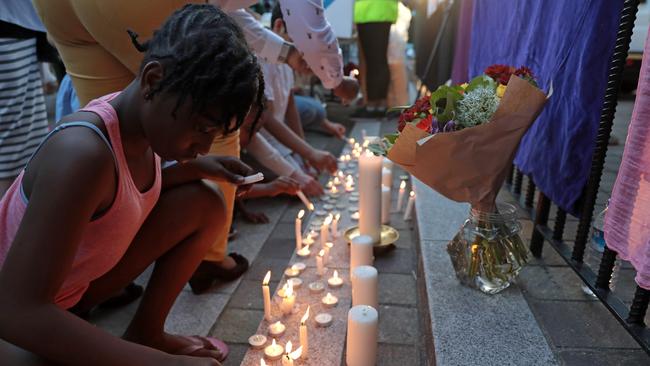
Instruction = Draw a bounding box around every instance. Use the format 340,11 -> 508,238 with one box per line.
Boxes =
381,167 -> 393,191
396,180 -> 407,212
346,305 -> 378,366
331,213 -> 341,237
268,320 -> 286,337
351,211 -> 360,221
288,278 -> 302,289
320,214 -> 332,246
280,283 -> 295,315
349,137 -> 356,146
359,150 -> 382,243
281,341 -> 302,366
403,191 -> 415,221
284,267 -> 300,278
329,185 -> 339,197
381,185 -> 391,224
249,334 -> 267,350
316,249 -> 326,276
264,339 -> 284,361
333,176 -> 341,186
350,235 -> 374,276
299,306 -> 310,359
351,265 -> 378,310
337,170 -> 345,180
345,181 -> 355,192
322,292 -> 339,307
292,262 -> 306,273
262,271 -> 272,321
315,313 -> 333,327
328,270 -> 344,288
295,209 -> 304,251
297,245 -> 311,257
261,358 -> 267,366
296,190 -> 315,211
303,233 -> 315,246
323,241 -> 333,265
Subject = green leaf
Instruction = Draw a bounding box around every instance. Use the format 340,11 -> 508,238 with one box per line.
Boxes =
387,105 -> 413,113
465,75 -> 497,93
429,85 -> 464,122
368,142 -> 387,156
384,133 -> 399,145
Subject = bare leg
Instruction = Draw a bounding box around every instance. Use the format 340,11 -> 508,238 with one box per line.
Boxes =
74,181 -> 227,359
0,338 -> 54,366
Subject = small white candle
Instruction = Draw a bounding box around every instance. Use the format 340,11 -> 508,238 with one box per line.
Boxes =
249,334 -> 267,350
351,211 -> 360,221
346,305 -> 378,366
264,339 -> 284,361
328,270 -> 344,288
315,313 -> 333,327
261,358 -> 267,366
351,265 -> 378,310
323,241 -> 333,265
350,235 -> 374,277
292,262 -> 306,272
396,180 -> 407,212
331,213 -> 341,237
403,191 -> 415,221
320,214 -> 332,246
321,292 -> 339,307
359,150 -> 382,243
268,320 -> 286,337
299,306 -> 310,359
288,278 -> 303,289
333,176 -> 341,186
297,246 -> 311,257
308,281 -> 325,294
296,190 -> 314,211
382,167 -> 393,190
303,233 -> 315,246
262,271 -> 272,321
295,209 -> 304,251
284,267 -> 300,278
349,137 -> 356,146
316,249 -> 326,276
280,283 -> 295,315
381,185 -> 391,224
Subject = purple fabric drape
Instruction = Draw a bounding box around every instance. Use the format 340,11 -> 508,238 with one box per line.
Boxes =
604,29 -> 650,290
450,0 -> 473,84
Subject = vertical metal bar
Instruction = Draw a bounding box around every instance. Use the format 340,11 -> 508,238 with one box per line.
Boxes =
525,179 -> 536,208
552,209 -> 567,241
513,169 -> 524,195
627,286 -> 650,326
506,163 -> 514,185
530,193 -> 551,257
595,246 -> 618,290
573,0 -> 639,263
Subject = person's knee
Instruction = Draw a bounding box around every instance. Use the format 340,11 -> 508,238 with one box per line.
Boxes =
181,181 -> 227,229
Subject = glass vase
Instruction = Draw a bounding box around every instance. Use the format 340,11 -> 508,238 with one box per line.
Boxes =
446,203 -> 529,294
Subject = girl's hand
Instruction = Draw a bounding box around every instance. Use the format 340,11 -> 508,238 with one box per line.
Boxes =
305,149 -> 338,174
269,176 -> 300,196
290,171 -> 324,196
191,156 -> 255,195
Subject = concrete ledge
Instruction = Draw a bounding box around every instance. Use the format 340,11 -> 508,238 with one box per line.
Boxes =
413,178 -> 558,366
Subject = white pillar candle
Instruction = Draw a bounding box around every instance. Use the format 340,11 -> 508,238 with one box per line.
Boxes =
262,271 -> 272,321
396,180 -> 407,212
323,242 -> 333,265
346,305 -> 378,366
316,249 -> 326,276
295,209 -> 304,251
320,214 -> 332,247
331,213 -> 340,237
280,283 -> 295,315
299,306 -> 309,359
381,167 -> 393,190
403,191 -> 415,221
381,185 -> 391,224
358,150 -> 382,243
350,235 -> 374,277
382,157 -> 394,170
351,265 -> 378,310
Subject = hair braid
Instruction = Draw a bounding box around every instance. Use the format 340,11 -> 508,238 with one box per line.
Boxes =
127,4 -> 264,135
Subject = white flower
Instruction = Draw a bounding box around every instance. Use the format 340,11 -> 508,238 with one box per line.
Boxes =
455,86 -> 499,128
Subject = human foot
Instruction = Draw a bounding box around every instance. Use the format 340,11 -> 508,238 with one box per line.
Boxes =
124,331 -> 228,362
188,254 -> 249,294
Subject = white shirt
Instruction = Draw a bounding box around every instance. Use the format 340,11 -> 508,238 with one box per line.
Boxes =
261,61 -> 294,123
0,0 -> 46,32
213,0 -> 343,89
245,134 -> 296,177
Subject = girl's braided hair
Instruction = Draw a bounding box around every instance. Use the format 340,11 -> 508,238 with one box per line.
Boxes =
128,4 -> 264,134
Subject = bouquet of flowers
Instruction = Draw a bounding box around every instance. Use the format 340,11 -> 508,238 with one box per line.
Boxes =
373,65 -> 549,293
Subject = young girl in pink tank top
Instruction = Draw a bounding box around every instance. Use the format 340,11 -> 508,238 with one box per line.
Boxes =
0,5 -> 264,365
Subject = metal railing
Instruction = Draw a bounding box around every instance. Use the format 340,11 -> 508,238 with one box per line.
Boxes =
505,0 -> 650,354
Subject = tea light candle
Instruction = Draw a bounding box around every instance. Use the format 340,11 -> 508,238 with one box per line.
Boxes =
281,341 -> 302,366
284,267 -> 300,278
346,305 -> 378,366
350,235 -> 374,276
328,270 -> 344,288
299,306 -> 310,359
268,320 -> 286,337
403,191 -> 415,221
295,210 -> 304,251
345,182 -> 355,192
262,271 -> 272,321
280,283 -> 295,315
381,185 -> 391,224
297,246 -> 311,257
329,185 -> 339,197
351,211 -> 360,221
333,176 -> 341,186
323,203 -> 334,211
296,191 -> 314,211
351,265 -> 378,310
320,215 -> 332,246
316,249 -> 326,276
349,137 -> 356,146
291,262 -> 306,272
315,313 -> 333,327
322,292 -> 339,307
396,180 -> 407,212
303,233 -> 315,246
288,278 -> 303,289
249,334 -> 267,350
331,213 -> 341,237
264,339 -> 284,361
308,281 -> 325,294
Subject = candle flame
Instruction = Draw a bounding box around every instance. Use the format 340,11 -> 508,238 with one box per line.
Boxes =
261,358 -> 267,366
362,140 -> 370,148
318,249 -> 325,257
301,306 -> 310,324
364,149 -> 373,157
325,292 -> 333,301
297,209 -> 305,219
289,346 -> 303,360
286,341 -> 292,354
334,213 -> 341,221
285,283 -> 293,297
272,339 -> 277,347
263,271 -> 271,285
333,270 -> 339,279
349,138 -> 355,145
410,190 -> 415,197
308,202 -> 315,211
400,180 -> 406,190
324,215 -> 333,225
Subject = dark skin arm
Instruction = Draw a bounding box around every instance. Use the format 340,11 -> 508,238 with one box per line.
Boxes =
0,129 -> 181,366
161,155 -> 255,195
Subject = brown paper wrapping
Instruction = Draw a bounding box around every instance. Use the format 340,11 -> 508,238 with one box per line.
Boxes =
387,76 -> 548,211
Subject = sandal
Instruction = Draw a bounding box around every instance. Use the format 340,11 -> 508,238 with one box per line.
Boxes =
174,335 -> 229,362
189,253 -> 250,294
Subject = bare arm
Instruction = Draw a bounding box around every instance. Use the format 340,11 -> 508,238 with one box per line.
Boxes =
0,132 -> 174,366
285,91 -> 305,139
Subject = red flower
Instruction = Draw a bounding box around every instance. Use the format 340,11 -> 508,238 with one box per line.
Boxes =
416,114 -> 434,133
485,64 -> 515,85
